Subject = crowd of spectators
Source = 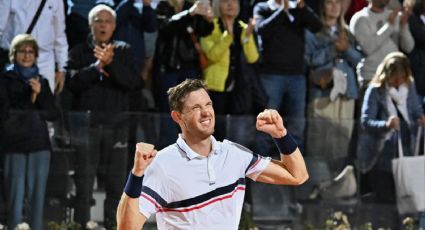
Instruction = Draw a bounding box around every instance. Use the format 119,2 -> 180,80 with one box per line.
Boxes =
1,0 -> 425,229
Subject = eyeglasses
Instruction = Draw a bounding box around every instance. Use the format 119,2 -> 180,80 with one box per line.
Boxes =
16,50 -> 35,56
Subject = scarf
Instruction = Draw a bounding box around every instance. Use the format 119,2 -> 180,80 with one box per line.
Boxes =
6,63 -> 40,82
387,83 -> 410,124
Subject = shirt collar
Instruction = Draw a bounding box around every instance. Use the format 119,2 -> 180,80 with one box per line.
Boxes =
176,134 -> 221,160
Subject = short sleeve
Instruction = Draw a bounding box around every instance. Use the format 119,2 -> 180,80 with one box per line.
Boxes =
223,140 -> 271,181
138,160 -> 169,219
245,154 -> 271,181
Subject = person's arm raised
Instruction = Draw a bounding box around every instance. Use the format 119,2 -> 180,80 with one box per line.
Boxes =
117,143 -> 156,230
255,109 -> 309,185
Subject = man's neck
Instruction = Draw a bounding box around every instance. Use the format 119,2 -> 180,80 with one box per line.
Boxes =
183,135 -> 212,157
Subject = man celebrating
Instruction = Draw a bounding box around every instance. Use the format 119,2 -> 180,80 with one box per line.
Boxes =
117,79 -> 308,229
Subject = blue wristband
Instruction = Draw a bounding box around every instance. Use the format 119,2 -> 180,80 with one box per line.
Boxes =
124,171 -> 144,198
273,132 -> 298,155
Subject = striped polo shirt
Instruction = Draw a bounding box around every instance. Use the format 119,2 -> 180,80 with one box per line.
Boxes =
139,134 -> 271,229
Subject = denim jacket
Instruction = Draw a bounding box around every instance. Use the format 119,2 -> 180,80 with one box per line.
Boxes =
357,84 -> 424,173
304,28 -> 362,101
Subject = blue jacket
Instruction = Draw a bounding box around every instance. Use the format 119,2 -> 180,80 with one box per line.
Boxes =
357,84 -> 424,173
304,29 -> 362,101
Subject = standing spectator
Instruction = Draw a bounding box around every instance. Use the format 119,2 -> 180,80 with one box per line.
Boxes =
357,52 -> 425,205
349,0 -> 414,92
200,0 -> 260,139
66,4 -> 141,228
152,0 -> 213,148
65,0 -> 115,49
0,0 -> 68,94
0,34 -> 57,230
408,0 -> 425,107
305,0 -> 362,173
253,0 -> 322,154
114,0 -> 157,72
114,0 -> 158,175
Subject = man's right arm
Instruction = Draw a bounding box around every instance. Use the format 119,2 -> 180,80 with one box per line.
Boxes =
117,143 -> 157,230
116,193 -> 147,230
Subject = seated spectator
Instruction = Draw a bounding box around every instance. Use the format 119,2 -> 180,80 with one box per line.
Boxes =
304,0 -> 362,173
0,34 -> 58,230
66,4 -> 141,228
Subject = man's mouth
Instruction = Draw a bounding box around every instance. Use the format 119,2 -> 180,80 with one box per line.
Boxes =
200,119 -> 211,125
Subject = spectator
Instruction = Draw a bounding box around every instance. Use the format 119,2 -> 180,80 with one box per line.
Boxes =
0,34 -> 57,230
114,0 -> 157,72
200,0 -> 260,139
304,0 -> 362,173
357,52 -> 425,205
65,4 -> 141,228
0,0 -> 68,94
253,0 -> 322,154
408,0 -> 425,107
152,0 -> 213,148
66,0 -> 115,49
349,0 -> 414,92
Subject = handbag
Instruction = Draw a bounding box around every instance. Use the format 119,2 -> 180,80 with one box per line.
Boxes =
308,67 -> 334,89
392,127 -> 425,214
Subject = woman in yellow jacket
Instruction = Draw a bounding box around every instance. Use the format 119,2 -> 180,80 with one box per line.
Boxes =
200,0 -> 259,116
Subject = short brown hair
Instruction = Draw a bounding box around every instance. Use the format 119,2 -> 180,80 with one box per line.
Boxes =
167,79 -> 208,112
9,34 -> 39,63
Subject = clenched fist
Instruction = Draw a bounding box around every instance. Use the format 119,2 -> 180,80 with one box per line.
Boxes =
256,109 -> 287,138
132,143 -> 157,177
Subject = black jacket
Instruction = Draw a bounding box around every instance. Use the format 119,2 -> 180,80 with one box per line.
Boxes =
153,0 -> 214,73
254,3 -> 322,75
408,13 -> 425,96
66,38 -> 142,125
0,71 -> 57,153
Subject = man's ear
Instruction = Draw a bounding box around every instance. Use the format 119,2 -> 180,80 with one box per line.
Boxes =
170,110 -> 181,124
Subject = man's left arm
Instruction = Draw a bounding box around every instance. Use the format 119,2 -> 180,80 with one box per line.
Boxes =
53,0 -> 69,94
254,109 -> 309,185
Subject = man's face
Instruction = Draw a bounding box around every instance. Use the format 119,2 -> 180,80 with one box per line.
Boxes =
178,89 -> 215,140
371,0 -> 390,9
90,10 -> 116,44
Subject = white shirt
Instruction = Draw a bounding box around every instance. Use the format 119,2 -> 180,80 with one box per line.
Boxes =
139,135 -> 271,230
0,0 -> 69,91
349,7 -> 414,84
